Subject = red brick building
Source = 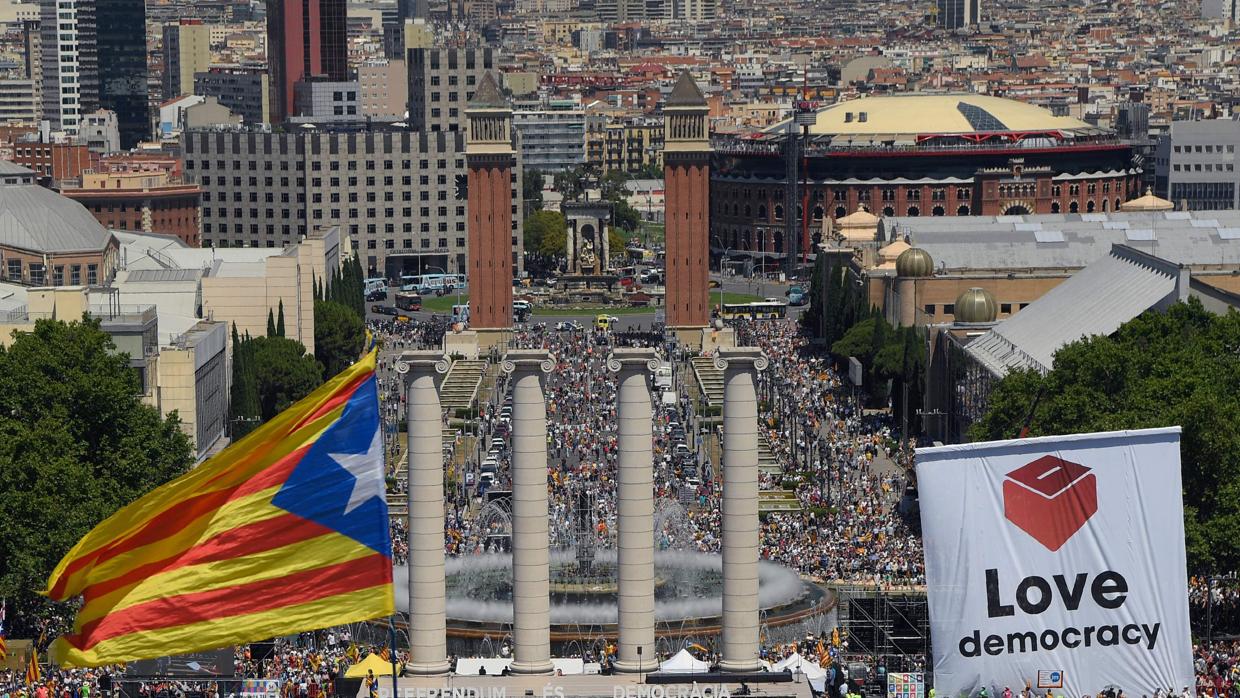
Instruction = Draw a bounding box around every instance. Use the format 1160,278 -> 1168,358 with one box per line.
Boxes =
60,169 -> 202,247
711,94 -> 1139,260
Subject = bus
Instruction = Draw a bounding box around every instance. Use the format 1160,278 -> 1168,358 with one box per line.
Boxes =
395,292 -> 423,311
719,300 -> 787,320
417,274 -> 464,295
399,274 -> 422,291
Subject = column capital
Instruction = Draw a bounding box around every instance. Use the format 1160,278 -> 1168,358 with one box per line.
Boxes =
501,349 -> 554,375
713,347 -> 768,373
395,350 -> 451,380
607,347 -> 659,375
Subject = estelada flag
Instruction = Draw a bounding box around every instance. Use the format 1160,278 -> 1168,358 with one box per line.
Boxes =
25,649 -> 40,685
45,350 -> 393,667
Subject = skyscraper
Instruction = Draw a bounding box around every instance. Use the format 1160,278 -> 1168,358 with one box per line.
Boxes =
163,20 -> 212,100
96,0 -> 149,148
266,0 -> 348,123
39,0 -> 148,148
936,0 -> 979,29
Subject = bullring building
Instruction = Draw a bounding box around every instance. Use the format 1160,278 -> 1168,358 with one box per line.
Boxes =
711,94 -> 1139,259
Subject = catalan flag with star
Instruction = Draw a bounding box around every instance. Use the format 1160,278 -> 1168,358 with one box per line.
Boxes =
45,349 -> 393,667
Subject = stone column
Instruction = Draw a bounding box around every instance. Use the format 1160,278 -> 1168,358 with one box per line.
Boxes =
715,347 -> 768,673
396,351 -> 452,676
607,348 -> 659,674
502,350 -> 556,675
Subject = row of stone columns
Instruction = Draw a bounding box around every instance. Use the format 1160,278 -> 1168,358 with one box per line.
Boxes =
396,346 -> 765,676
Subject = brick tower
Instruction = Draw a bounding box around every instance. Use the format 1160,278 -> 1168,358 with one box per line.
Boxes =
465,72 -> 514,338
663,71 -> 712,340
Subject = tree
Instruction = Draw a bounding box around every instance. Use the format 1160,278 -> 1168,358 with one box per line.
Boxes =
249,336 -> 324,421
553,168 -> 585,203
315,300 -> 365,377
523,210 -> 566,256
523,169 -> 544,212
230,324 -> 260,433
609,229 -> 627,260
611,198 -> 641,233
267,308 -> 277,337
0,317 -> 193,632
275,300 -> 286,338
539,226 -> 567,258
970,300 -> 1240,574
599,169 -> 629,202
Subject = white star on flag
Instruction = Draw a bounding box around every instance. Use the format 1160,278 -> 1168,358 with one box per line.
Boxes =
330,424 -> 385,515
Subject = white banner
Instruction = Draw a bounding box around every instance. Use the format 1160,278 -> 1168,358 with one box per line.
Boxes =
916,427 -> 1193,698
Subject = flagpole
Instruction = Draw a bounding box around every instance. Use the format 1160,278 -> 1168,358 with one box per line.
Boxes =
388,617 -> 398,698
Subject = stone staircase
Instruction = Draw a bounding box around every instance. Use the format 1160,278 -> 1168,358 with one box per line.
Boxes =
758,432 -> 781,476
440,359 -> 486,416
690,356 -> 723,407
759,489 -> 802,513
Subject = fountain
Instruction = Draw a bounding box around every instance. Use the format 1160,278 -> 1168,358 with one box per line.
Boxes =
392,493 -> 834,657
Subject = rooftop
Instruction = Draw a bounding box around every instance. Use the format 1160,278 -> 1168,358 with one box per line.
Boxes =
765,94 -> 1096,138
0,185 -> 116,254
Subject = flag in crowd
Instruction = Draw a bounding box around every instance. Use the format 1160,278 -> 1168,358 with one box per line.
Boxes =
43,349 -> 394,668
24,649 -> 39,686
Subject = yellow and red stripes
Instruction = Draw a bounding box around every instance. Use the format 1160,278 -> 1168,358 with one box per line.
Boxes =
45,350 -> 393,668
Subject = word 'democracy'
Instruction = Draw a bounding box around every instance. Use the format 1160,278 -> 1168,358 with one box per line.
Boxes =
915,429 -> 1193,698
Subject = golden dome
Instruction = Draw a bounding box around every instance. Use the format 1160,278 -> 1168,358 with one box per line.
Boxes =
1119,187 -> 1174,212
896,247 -> 934,278
954,287 -> 998,323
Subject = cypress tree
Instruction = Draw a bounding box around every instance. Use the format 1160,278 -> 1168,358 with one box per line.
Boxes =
267,309 -> 277,337
276,299 -> 286,337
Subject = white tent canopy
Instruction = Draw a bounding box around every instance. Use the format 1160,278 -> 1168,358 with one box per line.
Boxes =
657,649 -> 712,674
772,653 -> 828,692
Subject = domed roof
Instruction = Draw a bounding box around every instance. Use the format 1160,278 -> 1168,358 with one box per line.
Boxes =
896,247 -> 934,278
878,239 -> 910,261
1119,187 -> 1174,212
954,287 -> 997,323
837,205 -> 880,242
0,184 -> 114,254
767,94 -> 1093,138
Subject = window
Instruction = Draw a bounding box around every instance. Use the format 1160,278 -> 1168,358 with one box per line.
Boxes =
1000,303 -> 1011,314
7,259 -> 20,280
70,265 -> 80,285
924,305 -> 935,316
944,304 -> 955,315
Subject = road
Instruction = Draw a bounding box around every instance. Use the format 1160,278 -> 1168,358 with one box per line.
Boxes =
366,272 -> 807,329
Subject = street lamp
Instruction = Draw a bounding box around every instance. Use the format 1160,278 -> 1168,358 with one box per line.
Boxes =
425,264 -> 462,316
711,235 -> 730,319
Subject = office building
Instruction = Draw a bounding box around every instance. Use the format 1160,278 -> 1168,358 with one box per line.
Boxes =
21,19 -> 40,122
1155,119 -> 1240,210
407,46 -> 498,133
61,168 -> 202,246
291,79 -> 361,124
358,60 -> 409,119
39,0 -> 148,148
936,0 -> 979,29
78,110 -> 120,153
194,65 -> 270,126
0,80 -> 39,123
182,128 -> 524,278
96,0 -> 150,148
267,0 -> 348,123
40,0 -> 97,135
1202,0 -> 1240,22
512,108 -> 586,173
163,20 -> 213,100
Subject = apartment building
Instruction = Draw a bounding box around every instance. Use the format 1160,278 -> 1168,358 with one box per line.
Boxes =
1155,119 -> 1240,210
182,128 -> 524,278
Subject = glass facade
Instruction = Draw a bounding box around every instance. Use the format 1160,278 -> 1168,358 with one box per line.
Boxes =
96,0 -> 149,148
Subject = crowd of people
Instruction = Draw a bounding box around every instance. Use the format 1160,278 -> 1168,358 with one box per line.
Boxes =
3,315 -> 1235,698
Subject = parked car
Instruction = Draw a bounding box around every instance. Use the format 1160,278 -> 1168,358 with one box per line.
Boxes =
371,304 -> 399,316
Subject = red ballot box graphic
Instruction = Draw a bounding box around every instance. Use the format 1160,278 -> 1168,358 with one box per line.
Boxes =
1003,455 -> 1098,551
